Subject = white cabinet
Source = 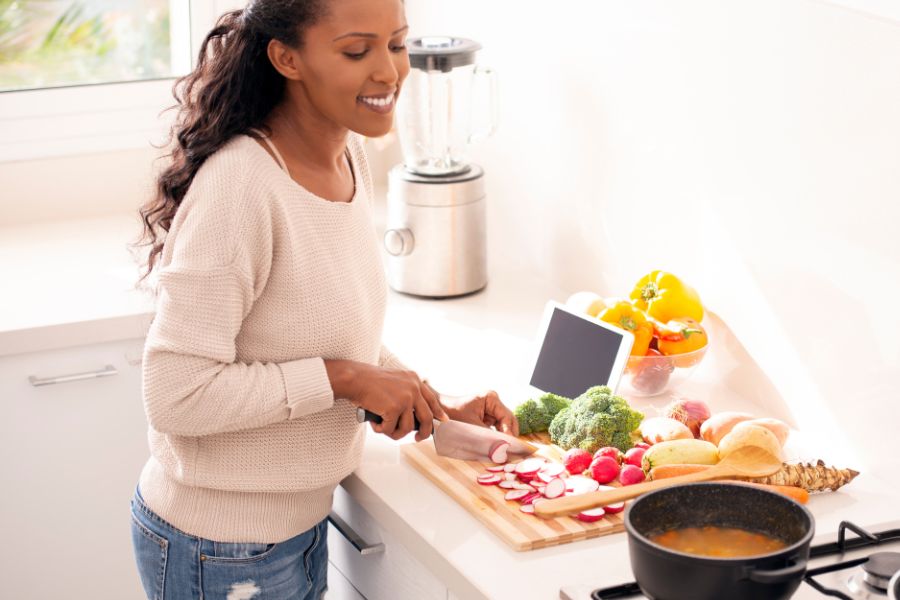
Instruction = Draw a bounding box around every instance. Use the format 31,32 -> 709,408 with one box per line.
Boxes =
327,485 -> 448,600
0,337 -> 149,599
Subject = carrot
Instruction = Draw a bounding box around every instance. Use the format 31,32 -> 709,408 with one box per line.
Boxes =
648,464 -> 713,480
727,481 -> 810,504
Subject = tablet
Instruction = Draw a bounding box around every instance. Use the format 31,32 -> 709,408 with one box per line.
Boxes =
529,301 -> 634,399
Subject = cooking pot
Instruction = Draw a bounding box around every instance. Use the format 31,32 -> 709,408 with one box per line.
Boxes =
624,483 -> 814,600
889,569 -> 900,600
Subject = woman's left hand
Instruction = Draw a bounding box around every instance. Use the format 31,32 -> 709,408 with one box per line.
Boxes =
436,389 -> 519,437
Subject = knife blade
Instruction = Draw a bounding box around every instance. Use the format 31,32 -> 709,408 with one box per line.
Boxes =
356,408 -> 537,461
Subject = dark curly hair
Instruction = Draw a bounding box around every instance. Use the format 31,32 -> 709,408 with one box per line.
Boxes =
135,0 -> 327,284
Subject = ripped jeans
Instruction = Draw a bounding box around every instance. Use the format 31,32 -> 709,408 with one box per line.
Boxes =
130,487 -> 328,600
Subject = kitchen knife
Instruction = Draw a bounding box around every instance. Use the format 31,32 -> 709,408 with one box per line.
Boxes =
356,408 -> 537,461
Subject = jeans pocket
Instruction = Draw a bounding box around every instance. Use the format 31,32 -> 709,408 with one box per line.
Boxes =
202,541 -> 278,564
130,512 -> 168,600
303,520 -> 328,590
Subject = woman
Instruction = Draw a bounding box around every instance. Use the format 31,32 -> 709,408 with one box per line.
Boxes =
131,0 -> 518,598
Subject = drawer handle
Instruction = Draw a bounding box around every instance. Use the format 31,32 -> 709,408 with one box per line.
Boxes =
327,512 -> 385,555
28,364 -> 118,387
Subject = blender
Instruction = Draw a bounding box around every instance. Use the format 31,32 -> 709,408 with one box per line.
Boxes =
384,36 -> 497,297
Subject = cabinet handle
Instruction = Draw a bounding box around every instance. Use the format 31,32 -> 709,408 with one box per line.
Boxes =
327,512 -> 385,555
28,364 -> 118,387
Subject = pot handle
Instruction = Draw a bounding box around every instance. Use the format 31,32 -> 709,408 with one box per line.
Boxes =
746,560 -> 808,584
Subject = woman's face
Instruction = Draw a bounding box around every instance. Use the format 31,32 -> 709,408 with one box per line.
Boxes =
289,0 -> 410,138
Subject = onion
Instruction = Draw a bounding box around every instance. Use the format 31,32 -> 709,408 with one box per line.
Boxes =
664,398 -> 711,438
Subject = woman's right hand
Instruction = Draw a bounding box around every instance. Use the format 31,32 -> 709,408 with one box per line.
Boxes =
325,360 -> 448,442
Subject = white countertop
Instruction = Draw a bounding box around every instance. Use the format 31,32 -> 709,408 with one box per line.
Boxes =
4,215 -> 896,600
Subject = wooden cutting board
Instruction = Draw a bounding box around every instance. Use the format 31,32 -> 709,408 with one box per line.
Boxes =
400,432 -> 626,551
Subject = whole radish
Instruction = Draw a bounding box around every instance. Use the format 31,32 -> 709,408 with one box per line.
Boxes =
619,464 -> 646,486
624,446 -> 646,468
593,446 -> 623,464
589,456 -> 620,484
563,448 -> 593,475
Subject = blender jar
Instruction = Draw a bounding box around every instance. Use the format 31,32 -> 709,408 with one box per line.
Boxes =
396,37 -> 497,176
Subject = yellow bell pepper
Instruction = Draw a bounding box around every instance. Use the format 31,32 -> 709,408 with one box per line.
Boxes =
630,271 -> 704,323
598,301 -> 653,356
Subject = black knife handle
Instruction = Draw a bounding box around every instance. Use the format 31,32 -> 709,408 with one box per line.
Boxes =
356,408 -> 421,430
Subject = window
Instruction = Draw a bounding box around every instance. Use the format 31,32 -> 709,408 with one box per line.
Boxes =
0,1 -> 240,162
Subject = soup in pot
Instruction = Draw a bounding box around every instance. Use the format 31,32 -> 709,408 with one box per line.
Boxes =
650,526 -> 787,558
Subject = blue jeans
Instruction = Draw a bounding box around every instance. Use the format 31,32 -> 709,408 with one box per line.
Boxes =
130,487 -> 328,600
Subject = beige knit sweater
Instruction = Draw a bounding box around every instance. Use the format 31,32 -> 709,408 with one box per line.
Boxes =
138,132 -> 404,543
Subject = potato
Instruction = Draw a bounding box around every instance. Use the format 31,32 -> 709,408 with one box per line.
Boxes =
640,417 -> 694,444
718,422 -> 784,462
746,417 -> 790,447
700,411 -> 754,446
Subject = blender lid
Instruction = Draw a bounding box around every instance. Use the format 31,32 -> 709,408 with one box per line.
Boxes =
408,37 -> 482,72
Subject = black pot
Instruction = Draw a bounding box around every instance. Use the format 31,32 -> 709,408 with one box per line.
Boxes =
624,483 -> 815,600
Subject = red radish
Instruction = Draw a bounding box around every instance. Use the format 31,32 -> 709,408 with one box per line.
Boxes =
576,507 -> 606,523
485,465 -> 506,473
499,481 -> 518,489
589,456 -> 620,484
512,482 -> 536,492
596,486 -> 625,513
476,474 -> 502,485
489,441 -> 510,464
593,446 -> 623,464
565,475 -> 600,495
477,472 -> 499,480
517,472 -> 537,482
623,447 -> 646,468
635,442 -> 651,450
619,464 -> 646,486
504,489 -> 531,501
562,448 -> 593,475
520,492 -> 543,505
520,504 -> 535,514
515,458 -> 545,475
539,463 -> 566,478
504,463 -> 518,473
542,478 -> 566,499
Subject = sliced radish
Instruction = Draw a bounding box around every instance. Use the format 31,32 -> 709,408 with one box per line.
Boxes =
539,463 -> 566,478
576,507 -> 606,523
476,474 -> 502,485
504,463 -> 518,473
520,492 -> 543,505
520,504 -> 535,514
504,489 -> 532,501
512,482 -> 536,492
504,472 -> 517,481
542,477 -> 566,499
485,465 -> 506,473
489,441 -> 510,464
498,481 -> 518,489
517,473 -> 536,483
565,476 -> 600,496
596,485 -> 625,513
477,472 -> 499,481
515,458 -> 545,475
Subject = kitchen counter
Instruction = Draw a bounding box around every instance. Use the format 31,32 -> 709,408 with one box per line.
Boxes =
4,215 -> 897,599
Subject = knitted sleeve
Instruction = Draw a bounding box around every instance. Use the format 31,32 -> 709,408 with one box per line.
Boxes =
141,151 -> 334,437
378,344 -> 408,370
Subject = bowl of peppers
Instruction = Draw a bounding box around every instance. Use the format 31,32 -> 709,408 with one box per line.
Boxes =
568,271 -> 709,397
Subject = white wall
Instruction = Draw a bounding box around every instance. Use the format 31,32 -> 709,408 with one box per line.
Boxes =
397,0 -> 900,467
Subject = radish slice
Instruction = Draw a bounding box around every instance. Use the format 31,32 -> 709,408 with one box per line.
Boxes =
520,504 -> 535,514
512,482 -> 536,492
504,463 -> 518,473
477,472 -> 499,481
542,477 -> 566,499
476,475 -> 502,485
504,489 -> 531,501
539,463 -> 566,478
517,472 -> 536,483
576,507 -> 606,523
520,492 -> 542,505
504,473 -> 517,481
498,481 -> 518,489
489,441 -> 510,464
485,465 -> 506,472
515,458 -> 545,475
596,485 -> 625,513
565,476 -> 600,496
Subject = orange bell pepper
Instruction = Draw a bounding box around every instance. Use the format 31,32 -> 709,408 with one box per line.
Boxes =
598,301 -> 653,357
630,271 -> 704,323
655,318 -> 708,367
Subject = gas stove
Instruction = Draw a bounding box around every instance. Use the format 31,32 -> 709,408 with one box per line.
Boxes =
560,521 -> 900,600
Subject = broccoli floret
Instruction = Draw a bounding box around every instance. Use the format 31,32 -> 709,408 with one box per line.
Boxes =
548,386 -> 643,453
514,393 -> 571,435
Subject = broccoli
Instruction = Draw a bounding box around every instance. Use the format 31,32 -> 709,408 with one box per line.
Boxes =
548,386 -> 644,453
514,392 -> 571,435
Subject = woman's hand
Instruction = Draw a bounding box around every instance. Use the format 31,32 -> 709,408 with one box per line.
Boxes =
326,360 -> 448,442
438,389 -> 519,437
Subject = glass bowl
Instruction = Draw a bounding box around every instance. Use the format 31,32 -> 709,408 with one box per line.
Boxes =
618,345 -> 708,397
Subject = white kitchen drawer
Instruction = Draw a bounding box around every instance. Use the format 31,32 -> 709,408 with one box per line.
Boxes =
0,337 -> 149,599
326,561 -> 367,600
328,485 -> 447,600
